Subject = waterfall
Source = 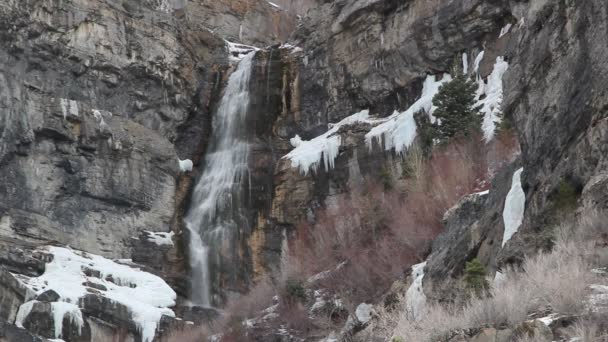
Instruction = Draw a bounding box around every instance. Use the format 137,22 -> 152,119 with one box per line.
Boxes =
185,52 -> 255,307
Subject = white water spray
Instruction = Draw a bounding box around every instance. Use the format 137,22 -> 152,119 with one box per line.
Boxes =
185,52 -> 255,306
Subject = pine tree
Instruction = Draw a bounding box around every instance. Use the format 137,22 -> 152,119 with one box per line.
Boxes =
464,258 -> 489,297
413,109 -> 434,156
431,74 -> 482,143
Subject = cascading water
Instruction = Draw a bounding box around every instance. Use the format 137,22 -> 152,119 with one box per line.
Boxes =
185,52 -> 255,307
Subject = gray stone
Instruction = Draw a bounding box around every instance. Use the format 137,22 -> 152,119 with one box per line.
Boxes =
35,290 -> 60,303
423,161 -> 522,304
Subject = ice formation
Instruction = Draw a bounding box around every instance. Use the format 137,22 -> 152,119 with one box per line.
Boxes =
284,110 -> 373,175
405,262 -> 427,321
14,246 -> 176,342
365,74 -> 452,153
476,57 -> 509,141
502,168 -> 525,247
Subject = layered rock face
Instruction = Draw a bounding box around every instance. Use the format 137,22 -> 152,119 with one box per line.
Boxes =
0,0 -> 297,340
0,0 -> 227,261
1,0 -> 608,340
291,0 -> 512,130
502,0 -> 608,255
184,0 -> 300,46
263,0 -> 515,248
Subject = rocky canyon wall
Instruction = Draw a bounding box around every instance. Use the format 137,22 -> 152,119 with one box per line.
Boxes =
1,0 -> 608,340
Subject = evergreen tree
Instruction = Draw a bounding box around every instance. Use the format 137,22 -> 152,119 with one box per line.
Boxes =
495,110 -> 514,136
464,258 -> 489,297
413,109 -> 435,156
431,74 -> 482,143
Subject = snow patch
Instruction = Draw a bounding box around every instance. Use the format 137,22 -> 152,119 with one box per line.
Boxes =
280,43 -> 303,54
462,52 -> 468,74
178,159 -> 193,172
502,168 -> 525,247
365,74 -> 452,153
92,109 -> 112,131
355,303 -> 373,324
284,110 -> 373,175
476,56 -> 509,141
14,246 -> 176,342
226,40 -> 258,63
60,98 -> 79,119
473,51 -> 485,74
499,23 -> 513,38
267,1 -> 280,8
14,300 -> 36,328
493,271 -> 506,287
405,262 -> 427,321
144,231 -> 175,246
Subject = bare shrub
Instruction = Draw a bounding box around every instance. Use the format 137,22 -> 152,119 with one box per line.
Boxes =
284,137 -> 495,309
391,213 -> 608,341
565,312 -> 608,342
487,128 -> 521,173
393,303 -> 464,341
163,325 -> 210,342
204,135 -> 519,341
223,276 -> 275,319
522,242 -> 593,315
285,184 -> 429,306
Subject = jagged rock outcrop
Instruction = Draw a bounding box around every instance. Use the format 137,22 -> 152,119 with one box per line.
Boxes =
422,161 -> 521,304
1,0 -> 608,340
501,0 -> 608,260
291,0 -> 512,130
0,0 -> 299,339
388,0 -> 608,315
0,0 -> 229,262
185,0 -> 299,47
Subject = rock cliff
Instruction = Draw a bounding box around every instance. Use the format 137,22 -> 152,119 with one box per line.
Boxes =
1,0 -> 608,340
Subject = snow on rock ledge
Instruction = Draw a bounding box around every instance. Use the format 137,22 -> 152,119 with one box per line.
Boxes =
226,40 -> 258,63
366,74 -> 452,154
502,168 -> 525,247
284,110 -> 373,175
143,231 -> 175,246
13,246 -> 176,342
178,159 -> 193,172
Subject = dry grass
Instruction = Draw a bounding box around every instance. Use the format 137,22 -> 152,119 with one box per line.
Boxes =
391,214 -> 608,341
564,312 -> 608,342
163,325 -> 210,342
223,276 -> 275,319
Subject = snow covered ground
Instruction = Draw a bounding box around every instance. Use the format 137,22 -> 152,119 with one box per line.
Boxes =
366,74 -> 452,153
13,246 -> 176,342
